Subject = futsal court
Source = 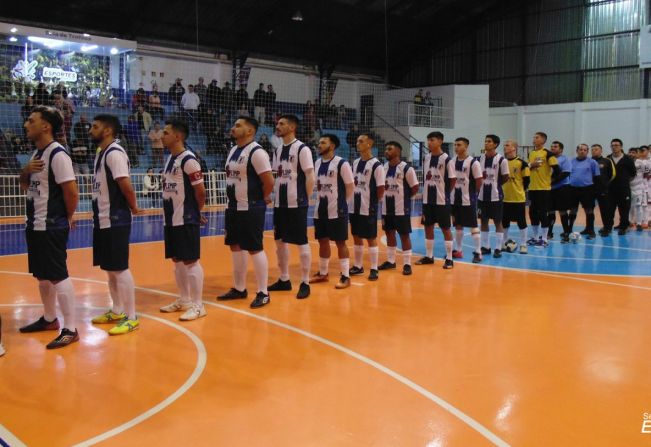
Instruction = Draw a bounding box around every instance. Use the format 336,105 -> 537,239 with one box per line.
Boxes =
1,207 -> 649,447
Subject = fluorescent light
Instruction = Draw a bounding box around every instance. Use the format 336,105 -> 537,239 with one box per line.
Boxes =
27,36 -> 65,48
291,10 -> 303,21
9,37 -> 17,42
81,44 -> 98,52
110,47 -> 118,55
83,33 -> 90,37
10,27 -> 17,33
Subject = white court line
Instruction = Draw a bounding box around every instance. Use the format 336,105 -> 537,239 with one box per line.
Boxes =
0,272 -> 207,447
0,270 -> 510,447
0,423 -> 27,447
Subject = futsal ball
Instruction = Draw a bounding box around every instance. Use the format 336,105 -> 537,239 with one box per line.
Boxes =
504,239 -> 518,253
569,232 -> 582,243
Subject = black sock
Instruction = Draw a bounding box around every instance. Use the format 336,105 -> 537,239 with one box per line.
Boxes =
586,213 -> 595,232
561,214 -> 571,234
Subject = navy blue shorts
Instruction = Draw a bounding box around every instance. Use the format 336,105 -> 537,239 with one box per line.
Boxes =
452,204 -> 478,228
165,225 -> 201,261
273,207 -> 308,245
350,213 -> 378,239
93,225 -> 131,271
479,201 -> 503,222
421,204 -> 451,229
314,217 -> 349,241
26,228 -> 69,281
382,215 -> 412,235
225,207 -> 265,252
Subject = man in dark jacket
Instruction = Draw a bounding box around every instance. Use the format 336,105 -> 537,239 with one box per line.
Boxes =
607,138 -> 636,235
591,144 -> 616,236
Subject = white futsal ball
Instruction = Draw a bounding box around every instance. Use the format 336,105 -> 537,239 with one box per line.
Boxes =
504,239 -> 518,253
569,232 -> 582,244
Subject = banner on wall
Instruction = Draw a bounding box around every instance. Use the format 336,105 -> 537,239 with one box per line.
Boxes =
237,65 -> 252,89
322,78 -> 338,105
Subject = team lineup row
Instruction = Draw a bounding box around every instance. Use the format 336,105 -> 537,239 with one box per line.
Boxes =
0,107 -> 644,356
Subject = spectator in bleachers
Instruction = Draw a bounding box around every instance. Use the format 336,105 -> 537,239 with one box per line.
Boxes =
70,138 -> 91,174
235,84 -> 249,112
347,123 -> 360,150
125,115 -> 142,166
206,80 -> 220,113
135,105 -> 153,133
253,83 -> 267,125
259,133 -> 272,156
34,83 -> 50,106
73,114 -> 91,149
221,82 -> 235,117
51,94 -> 69,147
131,88 -> 147,112
148,89 -> 164,121
266,84 -> 276,118
148,121 -> 165,167
423,91 -> 433,106
181,84 -> 201,128
0,129 -> 20,175
195,77 -> 208,103
413,89 -> 423,104
143,167 -> 161,206
52,82 -> 68,98
168,78 -> 185,111
237,103 -> 250,117
304,101 -> 317,132
21,96 -> 35,122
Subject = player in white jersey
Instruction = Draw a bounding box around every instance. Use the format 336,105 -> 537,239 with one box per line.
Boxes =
217,116 -> 275,309
89,114 -> 142,335
158,119 -> 207,320
268,114 -> 315,299
349,134 -> 386,281
417,131 -> 457,269
450,137 -> 484,263
628,147 -> 650,230
18,106 -> 79,349
310,134 -> 355,289
478,134 -> 510,258
638,146 -> 651,226
377,141 -> 419,275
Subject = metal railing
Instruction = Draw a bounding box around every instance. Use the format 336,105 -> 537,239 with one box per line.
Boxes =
395,101 -> 454,128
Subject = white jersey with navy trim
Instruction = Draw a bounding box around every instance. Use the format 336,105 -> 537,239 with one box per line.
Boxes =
25,141 -> 75,231
478,153 -> 509,202
314,156 -> 354,220
350,157 -> 385,217
92,141 -> 132,229
273,138 -> 314,208
162,149 -> 204,227
225,141 -> 272,211
631,159 -> 651,193
423,151 -> 456,206
450,156 -> 483,206
382,161 -> 419,216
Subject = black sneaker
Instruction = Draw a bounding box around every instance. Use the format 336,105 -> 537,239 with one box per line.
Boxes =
250,292 -> 270,309
402,265 -> 412,275
217,288 -> 248,300
493,249 -> 502,258
480,247 -> 491,255
268,279 -> 292,291
378,261 -> 396,270
472,252 -> 482,263
415,256 -> 434,265
617,228 -> 627,236
561,235 -> 570,244
586,232 -> 596,240
296,282 -> 310,299
46,328 -> 79,350
349,266 -> 364,276
547,232 -> 554,240
443,259 -> 454,270
637,224 -> 644,232
368,269 -> 379,281
598,229 -> 611,237
19,316 -> 60,333
579,229 -> 590,235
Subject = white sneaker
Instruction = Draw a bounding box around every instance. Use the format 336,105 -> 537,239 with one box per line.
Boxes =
0,343 -> 5,357
519,244 -> 528,254
179,304 -> 207,321
160,300 -> 192,313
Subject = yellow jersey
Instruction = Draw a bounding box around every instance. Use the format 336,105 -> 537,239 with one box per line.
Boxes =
504,157 -> 530,203
528,148 -> 558,191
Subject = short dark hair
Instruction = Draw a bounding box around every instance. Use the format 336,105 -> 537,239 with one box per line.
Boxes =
359,132 -> 375,143
321,133 -> 340,149
427,131 -> 444,140
535,132 -> 548,142
552,140 -> 564,150
93,114 -> 121,137
32,105 -> 63,135
279,114 -> 300,127
455,137 -> 470,146
640,145 -> 649,151
237,116 -> 259,132
385,141 -> 403,151
629,147 -> 638,152
165,118 -> 189,140
485,134 -> 500,146
591,144 -> 602,150
611,138 -> 623,146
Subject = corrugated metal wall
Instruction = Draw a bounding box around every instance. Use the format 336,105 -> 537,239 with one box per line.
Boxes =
399,0 -> 647,106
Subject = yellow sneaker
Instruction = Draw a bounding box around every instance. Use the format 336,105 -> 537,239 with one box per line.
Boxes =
108,318 -> 139,336
91,310 -> 126,324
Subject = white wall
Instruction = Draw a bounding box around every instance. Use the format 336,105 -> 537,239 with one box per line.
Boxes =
489,100 -> 651,153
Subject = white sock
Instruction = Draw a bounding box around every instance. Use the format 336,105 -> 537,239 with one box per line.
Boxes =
369,246 -> 379,270
38,280 -> 57,322
519,228 -> 528,246
531,225 -> 539,239
444,240 -> 453,260
185,261 -> 204,306
425,239 -> 434,258
495,232 -> 504,250
299,244 -> 311,284
174,262 -> 191,304
275,241 -> 290,281
339,258 -> 350,277
354,245 -> 364,268
319,257 -> 329,275
251,252 -> 269,294
54,278 -> 76,330
116,269 -> 136,320
107,271 -> 124,314
387,246 -> 396,264
541,229 -> 548,242
455,229 -> 464,251
232,251 -> 246,291
402,249 -> 411,266
471,232 -> 481,253
503,227 -> 510,242
481,231 -> 489,248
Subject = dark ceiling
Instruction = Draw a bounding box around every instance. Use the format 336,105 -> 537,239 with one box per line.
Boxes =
1,0 -> 515,81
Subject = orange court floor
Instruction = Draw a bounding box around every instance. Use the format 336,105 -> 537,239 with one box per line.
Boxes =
1,229 -> 651,447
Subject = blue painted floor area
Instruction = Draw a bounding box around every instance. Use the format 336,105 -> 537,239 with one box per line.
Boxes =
407,227 -> 651,276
